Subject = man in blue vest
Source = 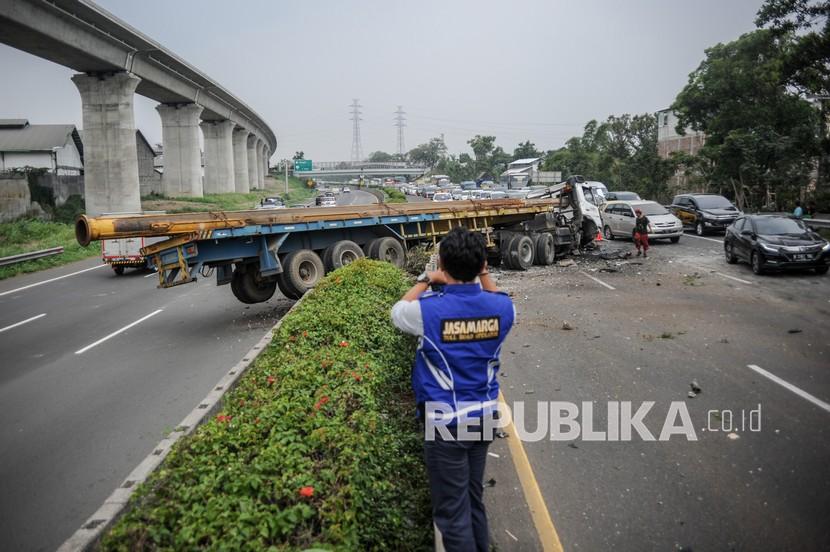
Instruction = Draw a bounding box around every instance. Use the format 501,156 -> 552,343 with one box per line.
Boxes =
391,227 -> 515,552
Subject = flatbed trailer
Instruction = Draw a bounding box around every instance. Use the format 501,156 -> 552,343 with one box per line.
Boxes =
76,186 -> 590,304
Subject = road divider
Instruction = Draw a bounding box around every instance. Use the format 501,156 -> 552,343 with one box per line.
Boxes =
0,313 -> 46,334
92,260 -> 432,550
0,264 -> 105,298
747,364 -> 830,414
74,309 -> 163,355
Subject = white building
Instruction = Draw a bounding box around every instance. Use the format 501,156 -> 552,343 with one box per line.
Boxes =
0,119 -> 83,175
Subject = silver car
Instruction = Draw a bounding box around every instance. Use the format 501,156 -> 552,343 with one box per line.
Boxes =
601,200 -> 683,243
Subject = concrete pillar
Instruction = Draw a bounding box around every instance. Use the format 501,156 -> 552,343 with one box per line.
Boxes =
246,134 -> 259,190
255,139 -> 265,189
232,128 -> 250,193
156,103 -> 204,197
200,119 -> 235,194
72,72 -> 141,216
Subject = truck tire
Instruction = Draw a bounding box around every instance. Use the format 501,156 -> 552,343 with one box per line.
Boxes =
231,268 -> 277,304
369,237 -> 405,268
500,234 -> 519,269
533,233 -> 555,265
112,265 -> 125,275
323,240 -> 364,272
279,249 -> 325,299
509,235 -> 534,270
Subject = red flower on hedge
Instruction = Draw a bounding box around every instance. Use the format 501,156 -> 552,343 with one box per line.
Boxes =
339,341 -> 349,348
216,414 -> 232,423
351,371 -> 362,382
313,396 -> 329,410
299,486 -> 314,498
302,331 -> 309,338
266,375 -> 276,385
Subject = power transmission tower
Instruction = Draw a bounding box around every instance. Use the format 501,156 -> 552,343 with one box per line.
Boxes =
394,105 -> 406,158
349,99 -> 363,163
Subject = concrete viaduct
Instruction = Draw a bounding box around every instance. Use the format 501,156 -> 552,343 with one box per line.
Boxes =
0,0 -> 277,215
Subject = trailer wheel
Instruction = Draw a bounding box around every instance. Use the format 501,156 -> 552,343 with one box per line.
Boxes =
533,233 -> 555,265
369,237 -> 405,268
500,234 -> 518,269
231,268 -> 277,304
279,249 -> 325,299
112,265 -> 125,275
509,235 -> 534,270
322,240 -> 364,272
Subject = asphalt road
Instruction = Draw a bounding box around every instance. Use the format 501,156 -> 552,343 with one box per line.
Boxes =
486,231 -> 830,551
0,190 -> 376,551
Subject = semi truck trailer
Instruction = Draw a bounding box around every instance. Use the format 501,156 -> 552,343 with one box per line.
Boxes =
75,181 -> 597,304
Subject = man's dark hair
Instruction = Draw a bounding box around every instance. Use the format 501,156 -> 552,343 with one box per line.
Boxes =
439,227 -> 486,282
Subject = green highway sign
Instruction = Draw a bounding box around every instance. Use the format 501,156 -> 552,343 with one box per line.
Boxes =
294,159 -> 312,172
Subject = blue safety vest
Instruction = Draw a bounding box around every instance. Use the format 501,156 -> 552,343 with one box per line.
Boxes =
414,283 -> 514,425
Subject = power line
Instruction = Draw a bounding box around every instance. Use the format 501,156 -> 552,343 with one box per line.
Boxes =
394,105 -> 406,157
349,99 -> 363,162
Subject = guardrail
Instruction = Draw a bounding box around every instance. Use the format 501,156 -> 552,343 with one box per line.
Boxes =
0,247 -> 64,267
807,218 -> 830,229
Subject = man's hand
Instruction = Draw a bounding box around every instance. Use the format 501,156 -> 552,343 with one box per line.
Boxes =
427,270 -> 447,285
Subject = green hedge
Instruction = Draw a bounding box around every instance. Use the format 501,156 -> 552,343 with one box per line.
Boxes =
102,260 -> 432,551
382,188 -> 407,203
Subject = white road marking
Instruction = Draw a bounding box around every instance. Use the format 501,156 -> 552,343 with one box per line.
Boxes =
695,268 -> 754,285
580,271 -> 616,290
0,313 -> 46,334
0,264 -> 106,297
747,364 -> 830,414
684,233 -> 724,244
75,309 -> 163,354
144,272 -> 158,278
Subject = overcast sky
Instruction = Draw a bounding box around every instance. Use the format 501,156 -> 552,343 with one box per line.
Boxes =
0,0 -> 763,162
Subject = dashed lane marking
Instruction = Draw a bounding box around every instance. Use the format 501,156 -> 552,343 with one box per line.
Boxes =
580,271 -> 616,290
0,313 -> 46,334
684,233 -> 724,244
747,364 -> 830,414
0,264 -> 106,297
695,267 -> 754,285
75,309 -> 163,354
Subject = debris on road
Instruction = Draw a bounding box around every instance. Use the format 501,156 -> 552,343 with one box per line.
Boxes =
727,432 -> 740,440
505,529 -> 519,542
568,442 -> 579,449
691,380 -> 702,394
687,391 -> 697,398
558,259 -> 577,267
562,321 -> 574,330
484,478 -> 497,488
788,328 -> 803,334
496,430 -> 509,439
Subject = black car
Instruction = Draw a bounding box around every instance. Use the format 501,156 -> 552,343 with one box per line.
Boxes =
724,215 -> 830,275
670,193 -> 741,235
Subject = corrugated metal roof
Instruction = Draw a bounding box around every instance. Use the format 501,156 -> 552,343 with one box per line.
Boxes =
0,124 -> 78,152
0,119 -> 30,129
509,157 -> 541,166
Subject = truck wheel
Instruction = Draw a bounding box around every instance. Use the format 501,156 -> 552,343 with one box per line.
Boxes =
500,234 -> 519,269
370,237 -> 405,268
279,249 -> 325,299
323,240 -> 364,272
112,265 -> 125,275
509,235 -> 534,270
231,268 -> 277,304
534,233 -> 555,265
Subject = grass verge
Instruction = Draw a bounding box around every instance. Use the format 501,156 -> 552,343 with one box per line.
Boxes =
102,260 -> 431,551
142,176 -> 318,212
0,220 -> 99,280
382,188 -> 407,203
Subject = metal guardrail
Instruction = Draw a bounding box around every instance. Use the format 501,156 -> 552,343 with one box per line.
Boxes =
0,246 -> 64,267
807,218 -> 830,229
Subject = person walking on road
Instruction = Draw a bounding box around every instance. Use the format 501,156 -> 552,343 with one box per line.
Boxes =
633,208 -> 653,257
390,227 -> 515,552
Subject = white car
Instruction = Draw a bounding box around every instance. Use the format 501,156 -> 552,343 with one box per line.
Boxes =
433,192 -> 453,202
601,200 -> 683,242
342,187 -> 351,193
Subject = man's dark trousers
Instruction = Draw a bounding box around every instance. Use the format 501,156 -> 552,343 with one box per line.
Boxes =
424,431 -> 491,552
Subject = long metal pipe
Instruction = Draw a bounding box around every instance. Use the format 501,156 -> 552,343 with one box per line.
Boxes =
75,199 -> 560,246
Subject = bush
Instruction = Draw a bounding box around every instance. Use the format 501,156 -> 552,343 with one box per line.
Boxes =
382,188 -> 407,203
102,260 -> 432,551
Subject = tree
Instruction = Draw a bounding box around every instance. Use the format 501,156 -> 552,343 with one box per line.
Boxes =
757,0 -> 830,191
368,151 -> 395,162
292,151 -> 304,160
408,137 -> 447,169
672,30 -> 819,209
512,140 -> 542,161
